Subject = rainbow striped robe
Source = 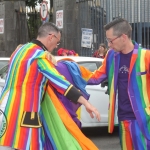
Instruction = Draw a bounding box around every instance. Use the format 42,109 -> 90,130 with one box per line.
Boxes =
0,43 -> 73,150
88,41 -> 150,139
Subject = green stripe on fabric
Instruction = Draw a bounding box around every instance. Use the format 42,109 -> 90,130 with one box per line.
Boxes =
41,93 -> 82,150
108,61 -> 114,94
135,49 -> 145,108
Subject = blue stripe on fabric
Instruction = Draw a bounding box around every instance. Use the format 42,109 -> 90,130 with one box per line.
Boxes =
27,50 -> 43,69
42,70 -> 70,89
42,115 -> 57,150
38,127 -> 43,150
61,61 -> 90,99
26,128 -> 32,150
131,68 -> 149,138
134,120 -> 145,150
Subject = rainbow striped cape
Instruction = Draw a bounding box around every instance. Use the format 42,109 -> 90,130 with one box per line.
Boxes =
41,85 -> 99,150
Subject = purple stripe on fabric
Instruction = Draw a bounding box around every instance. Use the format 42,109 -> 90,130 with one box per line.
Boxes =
133,42 -> 139,53
88,74 -> 107,85
107,49 -> 114,57
133,48 -> 138,54
129,120 -> 150,149
146,137 -> 150,149
45,130 -> 54,150
114,53 -> 120,92
130,120 -> 139,150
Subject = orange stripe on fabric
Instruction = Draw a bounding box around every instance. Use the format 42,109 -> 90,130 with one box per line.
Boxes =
122,121 -> 133,150
15,49 -> 36,148
145,51 -> 150,104
30,128 -> 39,150
108,76 -> 115,133
3,88 -> 21,146
79,65 -> 93,81
46,85 -> 99,150
17,127 -> 29,149
27,61 -> 39,112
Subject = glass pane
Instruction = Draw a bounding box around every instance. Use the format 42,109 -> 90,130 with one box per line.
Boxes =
78,62 -> 97,72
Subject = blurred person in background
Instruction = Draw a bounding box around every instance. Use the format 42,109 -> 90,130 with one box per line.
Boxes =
92,43 -> 107,58
57,48 -> 78,56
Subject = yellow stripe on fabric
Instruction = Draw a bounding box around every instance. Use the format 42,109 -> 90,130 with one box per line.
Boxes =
0,47 -> 24,104
64,84 -> 73,96
14,69 -> 31,148
13,49 -> 31,147
46,86 -> 99,150
76,107 -> 81,120
1,49 -> 27,145
122,122 -> 127,150
108,76 -> 115,132
140,51 -> 149,107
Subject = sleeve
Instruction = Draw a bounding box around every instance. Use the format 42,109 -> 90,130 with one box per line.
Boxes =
87,52 -> 108,85
38,58 -> 82,103
78,65 -> 93,81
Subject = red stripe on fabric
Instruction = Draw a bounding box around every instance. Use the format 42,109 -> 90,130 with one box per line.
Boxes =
32,62 -> 42,111
145,51 -> 150,103
4,89 -> 21,145
109,96 -> 115,133
31,128 -> 39,150
17,127 -> 29,149
50,82 -> 65,95
24,66 -> 35,111
123,121 -> 133,150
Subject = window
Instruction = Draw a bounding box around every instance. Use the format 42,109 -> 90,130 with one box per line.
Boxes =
78,62 -> 98,72
0,65 -> 8,79
0,60 -> 9,70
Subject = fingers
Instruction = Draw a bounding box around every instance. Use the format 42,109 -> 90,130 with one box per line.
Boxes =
84,102 -> 100,121
89,112 -> 94,118
87,107 -> 101,121
93,109 -> 100,121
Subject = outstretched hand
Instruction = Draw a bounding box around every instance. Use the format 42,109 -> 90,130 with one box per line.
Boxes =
84,101 -> 100,121
77,96 -> 100,121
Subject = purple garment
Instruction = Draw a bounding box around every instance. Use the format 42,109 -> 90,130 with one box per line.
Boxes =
117,50 -> 136,121
44,128 -> 54,150
54,62 -> 83,128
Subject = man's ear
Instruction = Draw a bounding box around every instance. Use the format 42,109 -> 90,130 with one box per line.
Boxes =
122,34 -> 128,41
48,34 -> 53,41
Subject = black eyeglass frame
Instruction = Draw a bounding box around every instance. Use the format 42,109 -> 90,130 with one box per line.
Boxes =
105,34 -> 122,44
49,34 -> 61,46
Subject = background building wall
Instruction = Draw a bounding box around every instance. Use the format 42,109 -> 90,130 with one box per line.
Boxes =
53,0 -> 81,55
102,0 -> 150,23
0,0 -> 28,57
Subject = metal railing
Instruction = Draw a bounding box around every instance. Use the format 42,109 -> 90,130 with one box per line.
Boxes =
77,0 -> 150,56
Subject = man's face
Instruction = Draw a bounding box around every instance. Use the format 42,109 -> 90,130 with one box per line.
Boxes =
47,32 -> 61,53
106,28 -> 124,52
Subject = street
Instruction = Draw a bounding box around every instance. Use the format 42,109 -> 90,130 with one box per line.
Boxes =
82,126 -> 121,150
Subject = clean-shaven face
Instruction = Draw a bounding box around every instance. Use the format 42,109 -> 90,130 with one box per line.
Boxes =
106,28 -> 124,52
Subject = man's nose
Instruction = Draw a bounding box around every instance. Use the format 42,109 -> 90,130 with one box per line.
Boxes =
108,42 -> 111,47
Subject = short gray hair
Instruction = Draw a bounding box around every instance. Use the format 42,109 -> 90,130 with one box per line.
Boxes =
104,18 -> 132,38
37,22 -> 61,37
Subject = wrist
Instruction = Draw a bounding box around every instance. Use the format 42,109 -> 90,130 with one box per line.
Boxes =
77,96 -> 88,105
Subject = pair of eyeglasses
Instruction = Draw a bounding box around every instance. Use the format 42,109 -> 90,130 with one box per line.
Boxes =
49,34 -> 61,46
106,35 -> 122,44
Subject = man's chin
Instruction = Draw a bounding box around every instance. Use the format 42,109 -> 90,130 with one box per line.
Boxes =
114,49 -> 120,52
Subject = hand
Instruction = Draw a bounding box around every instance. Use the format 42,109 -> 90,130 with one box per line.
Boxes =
84,101 -> 100,121
77,96 -> 100,121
